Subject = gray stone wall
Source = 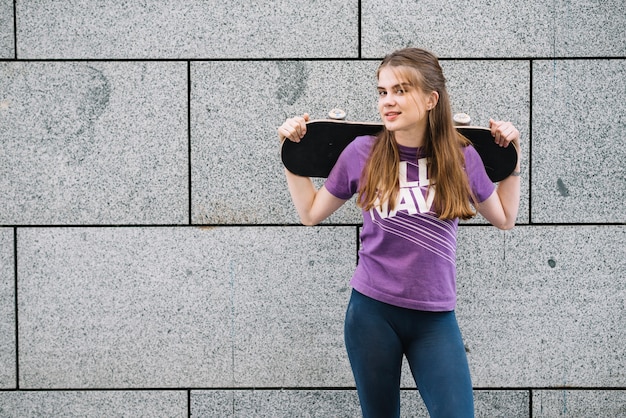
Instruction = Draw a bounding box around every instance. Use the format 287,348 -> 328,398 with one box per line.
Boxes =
1,1 -> 624,416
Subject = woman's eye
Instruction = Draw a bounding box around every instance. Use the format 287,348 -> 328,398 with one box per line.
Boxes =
378,91 -> 387,97
395,88 -> 405,95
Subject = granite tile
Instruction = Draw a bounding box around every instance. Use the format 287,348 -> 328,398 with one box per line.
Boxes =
532,59 -> 626,223
191,60 -> 379,225
18,227 -> 233,388
0,390 -> 186,417
362,0 -> 624,58
441,60 -> 530,225
553,0 -> 626,57
0,0 -> 13,58
0,62 -> 188,225
18,226 -> 357,388
474,390 -> 529,418
533,390 -> 626,417
0,228 -> 15,388
192,390 -> 361,417
16,1 -> 358,59
362,0 -> 554,58
456,225 -> 626,387
232,227 -> 355,387
190,389 -> 529,417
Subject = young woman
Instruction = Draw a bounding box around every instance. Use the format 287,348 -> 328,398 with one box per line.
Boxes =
278,48 -> 520,418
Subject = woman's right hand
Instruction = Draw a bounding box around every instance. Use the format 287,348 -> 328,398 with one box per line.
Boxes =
278,113 -> 310,143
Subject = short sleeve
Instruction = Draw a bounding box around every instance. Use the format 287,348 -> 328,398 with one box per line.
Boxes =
464,145 -> 496,203
324,135 -> 374,200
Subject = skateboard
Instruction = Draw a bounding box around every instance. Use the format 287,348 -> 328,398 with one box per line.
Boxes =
281,116 -> 518,182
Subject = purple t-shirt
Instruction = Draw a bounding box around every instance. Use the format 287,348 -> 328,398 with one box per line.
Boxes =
325,135 -> 495,311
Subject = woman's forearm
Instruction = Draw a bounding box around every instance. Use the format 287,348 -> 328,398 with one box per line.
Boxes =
285,168 -> 318,225
284,168 -> 348,226
494,147 -> 521,228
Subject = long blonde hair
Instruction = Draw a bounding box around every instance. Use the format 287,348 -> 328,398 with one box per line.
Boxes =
357,48 -> 476,220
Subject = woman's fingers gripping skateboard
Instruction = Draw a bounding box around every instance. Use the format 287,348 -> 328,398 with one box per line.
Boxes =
489,119 -> 520,150
278,113 -> 310,143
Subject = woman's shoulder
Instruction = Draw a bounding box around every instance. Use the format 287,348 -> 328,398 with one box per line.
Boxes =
462,143 -> 491,179
348,134 -> 377,154
353,134 -> 377,144
332,134 -> 376,170
462,143 -> 482,163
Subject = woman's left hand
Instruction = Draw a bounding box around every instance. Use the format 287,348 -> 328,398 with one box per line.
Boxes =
489,119 -> 520,149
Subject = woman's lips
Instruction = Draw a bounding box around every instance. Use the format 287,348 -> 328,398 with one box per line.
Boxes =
384,112 -> 400,122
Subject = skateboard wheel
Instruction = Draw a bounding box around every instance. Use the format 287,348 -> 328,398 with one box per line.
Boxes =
328,108 -> 347,120
453,113 -> 471,126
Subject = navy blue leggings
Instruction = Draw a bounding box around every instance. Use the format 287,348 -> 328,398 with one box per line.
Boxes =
344,290 -> 474,418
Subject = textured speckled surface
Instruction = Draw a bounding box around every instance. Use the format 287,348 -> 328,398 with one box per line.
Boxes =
361,0 -> 554,58
191,60 -> 378,225
456,225 -> 626,387
533,390 -> 626,417
190,389 -> 529,417
552,0 -> 626,57
0,62 -> 188,225
361,0 -> 625,58
192,390 -> 362,417
0,391 -> 186,417
441,60 -> 530,225
16,1 -> 358,59
532,59 -> 626,223
0,0 -> 12,58
0,228 -> 15,389
17,226 -> 355,388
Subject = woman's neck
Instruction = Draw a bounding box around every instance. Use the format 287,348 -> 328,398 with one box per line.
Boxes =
393,125 -> 426,148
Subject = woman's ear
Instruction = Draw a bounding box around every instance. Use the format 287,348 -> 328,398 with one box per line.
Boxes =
427,91 -> 439,110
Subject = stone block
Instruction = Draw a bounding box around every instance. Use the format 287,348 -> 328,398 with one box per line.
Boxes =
0,62 -> 188,225
0,0 -> 13,58
0,391 -> 186,417
474,390 -> 529,417
16,1 -> 358,59
456,225 -> 626,387
191,60 -> 378,225
191,390 -> 361,417
442,60 -> 530,225
532,59 -> 626,223
361,0 -> 624,58
533,390 -> 626,417
17,226 -> 356,388
552,0 -> 626,57
229,227 -> 356,387
0,228 -> 15,388
190,389 -> 528,417
361,0 -> 554,58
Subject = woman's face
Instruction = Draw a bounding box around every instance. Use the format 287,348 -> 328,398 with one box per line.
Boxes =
377,66 -> 438,145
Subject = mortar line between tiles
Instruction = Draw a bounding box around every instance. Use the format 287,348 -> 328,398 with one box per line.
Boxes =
528,60 -> 534,224
2,56 -> 624,63
13,227 -> 19,389
529,389 -> 533,418
1,222 -> 624,229
4,386 -> 626,393
187,61 -> 193,225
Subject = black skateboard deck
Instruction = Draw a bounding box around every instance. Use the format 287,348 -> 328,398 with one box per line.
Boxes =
281,120 -> 518,182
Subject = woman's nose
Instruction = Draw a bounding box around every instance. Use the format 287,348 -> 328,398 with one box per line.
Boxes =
381,93 -> 395,106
